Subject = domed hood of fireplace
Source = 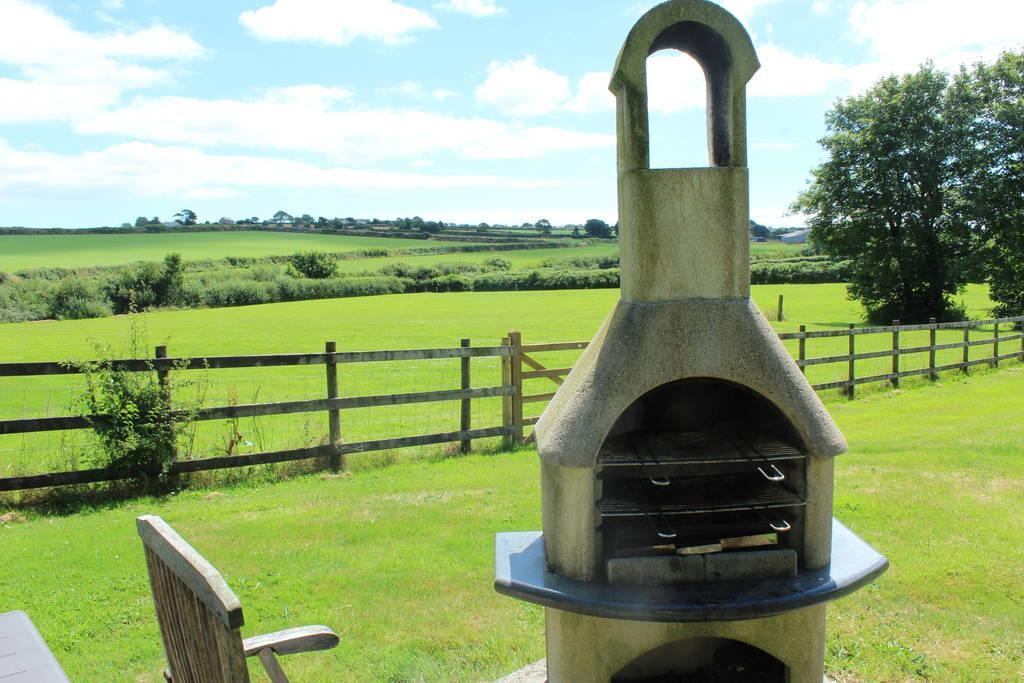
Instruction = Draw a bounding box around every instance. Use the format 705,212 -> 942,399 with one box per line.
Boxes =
534,297 -> 847,469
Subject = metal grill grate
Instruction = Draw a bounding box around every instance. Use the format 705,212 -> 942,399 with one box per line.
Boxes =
598,477 -> 804,517
600,428 -> 803,467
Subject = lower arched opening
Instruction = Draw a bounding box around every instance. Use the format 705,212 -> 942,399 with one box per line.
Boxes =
612,637 -> 787,682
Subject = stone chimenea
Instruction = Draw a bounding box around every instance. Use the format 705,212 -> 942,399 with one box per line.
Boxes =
494,1 -> 888,681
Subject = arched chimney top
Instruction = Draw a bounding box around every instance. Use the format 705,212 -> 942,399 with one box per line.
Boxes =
611,0 -> 759,95
610,0 -> 760,170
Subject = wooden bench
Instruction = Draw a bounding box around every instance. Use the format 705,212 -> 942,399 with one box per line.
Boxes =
137,515 -> 339,682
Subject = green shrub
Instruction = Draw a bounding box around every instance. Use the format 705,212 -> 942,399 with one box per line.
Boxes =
472,269 -> 619,291
289,251 -> 338,279
410,266 -> 442,281
201,279 -> 277,307
73,330 -> 204,487
48,278 -> 111,320
248,265 -> 283,282
434,262 -> 482,276
482,256 -> 512,271
750,259 -> 850,284
410,275 -> 473,292
198,275 -> 406,308
378,262 -> 414,278
0,278 -> 51,322
539,255 -> 619,270
104,254 -> 185,313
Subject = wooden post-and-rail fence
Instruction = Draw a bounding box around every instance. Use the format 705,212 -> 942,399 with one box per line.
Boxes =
1,315 -> 1022,493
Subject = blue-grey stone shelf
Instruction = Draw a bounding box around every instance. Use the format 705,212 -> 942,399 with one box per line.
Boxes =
494,519 -> 887,623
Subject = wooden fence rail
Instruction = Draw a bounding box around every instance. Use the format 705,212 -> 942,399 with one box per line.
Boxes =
1,315 -> 1022,492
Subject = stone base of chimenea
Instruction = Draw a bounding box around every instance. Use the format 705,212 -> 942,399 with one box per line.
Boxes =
494,522 -> 886,683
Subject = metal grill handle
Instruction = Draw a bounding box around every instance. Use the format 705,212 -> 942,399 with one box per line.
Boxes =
757,464 -> 786,482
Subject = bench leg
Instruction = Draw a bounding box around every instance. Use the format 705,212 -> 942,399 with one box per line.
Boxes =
258,648 -> 290,683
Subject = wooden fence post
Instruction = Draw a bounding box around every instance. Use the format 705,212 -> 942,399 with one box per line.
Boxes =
155,345 -> 177,474
929,318 -> 938,381
501,335 -> 514,449
325,341 -> 342,471
962,323 -> 970,372
993,322 -> 1000,369
509,330 -> 525,446
460,339 -> 472,454
891,320 -> 900,389
798,325 -> 806,375
847,324 -> 856,398
777,294 -> 784,322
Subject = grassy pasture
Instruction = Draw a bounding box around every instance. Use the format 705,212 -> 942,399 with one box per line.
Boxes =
0,283 -> 1004,478
0,369 -> 1021,681
0,230 -> 802,275
0,231 -> 478,272
327,240 -> 804,275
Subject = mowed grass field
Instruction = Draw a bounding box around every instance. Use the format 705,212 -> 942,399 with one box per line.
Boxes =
0,369 -> 1021,681
0,231 -> 478,272
0,283 -> 1007,478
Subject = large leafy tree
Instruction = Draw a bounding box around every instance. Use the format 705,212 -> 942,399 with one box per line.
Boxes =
794,65 -> 976,323
953,52 -> 1024,318
584,218 -> 613,239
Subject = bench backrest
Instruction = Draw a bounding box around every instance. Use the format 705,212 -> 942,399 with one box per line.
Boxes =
137,515 -> 251,682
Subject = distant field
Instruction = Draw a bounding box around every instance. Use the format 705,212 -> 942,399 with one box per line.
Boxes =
0,231 -> 476,272
333,241 -> 804,274
0,283 -> 1000,478
0,231 -> 802,273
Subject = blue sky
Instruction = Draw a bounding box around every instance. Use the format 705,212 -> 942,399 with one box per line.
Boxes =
0,0 -> 1020,229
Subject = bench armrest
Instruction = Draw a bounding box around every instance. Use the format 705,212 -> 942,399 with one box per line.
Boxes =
242,625 -> 339,657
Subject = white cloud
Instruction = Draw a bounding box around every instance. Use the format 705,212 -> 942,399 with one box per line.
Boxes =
434,0 -> 505,18
0,139 -> 551,200
475,55 -> 572,116
811,0 -> 831,15
842,0 -> 1024,92
0,2 -> 203,67
0,0 -> 203,123
76,88 -> 613,162
239,0 -> 438,46
750,43 -> 849,97
263,84 -> 354,105
431,88 -> 459,101
386,80 -> 427,97
565,45 -> 843,117
564,72 -> 614,114
646,51 -> 707,113
383,81 -> 460,101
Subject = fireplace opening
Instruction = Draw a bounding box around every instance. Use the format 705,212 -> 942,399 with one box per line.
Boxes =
597,379 -> 808,584
612,638 -> 786,682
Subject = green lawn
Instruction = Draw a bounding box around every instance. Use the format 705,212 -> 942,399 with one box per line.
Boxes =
0,232 -> 478,272
0,368 -> 1021,681
0,284 -> 1004,478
